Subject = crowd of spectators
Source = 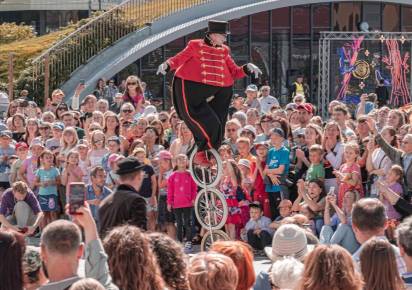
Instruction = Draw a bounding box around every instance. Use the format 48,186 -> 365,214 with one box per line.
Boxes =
1,75 -> 412,290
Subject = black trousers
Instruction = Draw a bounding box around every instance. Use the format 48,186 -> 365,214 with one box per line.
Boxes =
268,191 -> 282,220
247,229 -> 272,250
174,207 -> 193,243
172,77 -> 233,151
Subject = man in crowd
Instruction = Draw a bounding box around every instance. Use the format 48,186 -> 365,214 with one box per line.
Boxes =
86,166 -> 112,226
368,118 -> 412,201
0,130 -> 15,190
351,198 -> 406,274
223,119 -> 241,155
295,103 -> 313,135
39,206 -> 117,289
332,105 -> 355,137
98,156 -> 147,236
397,217 -> 412,288
0,181 -> 43,235
259,85 -> 279,114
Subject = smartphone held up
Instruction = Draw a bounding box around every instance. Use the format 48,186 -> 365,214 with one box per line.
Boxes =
68,182 -> 86,215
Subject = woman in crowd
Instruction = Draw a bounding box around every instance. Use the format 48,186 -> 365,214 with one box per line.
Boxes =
123,75 -> 144,112
210,241 -> 255,290
55,102 -> 69,121
11,113 -> 26,142
322,121 -> 344,195
103,112 -> 121,139
0,231 -> 25,290
147,232 -> 189,290
169,122 -> 194,160
103,225 -> 164,290
23,118 -> 39,146
360,238 -> 405,290
296,244 -> 363,290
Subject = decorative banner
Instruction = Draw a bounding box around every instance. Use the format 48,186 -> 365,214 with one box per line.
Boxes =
382,39 -> 411,106
352,60 -> 370,79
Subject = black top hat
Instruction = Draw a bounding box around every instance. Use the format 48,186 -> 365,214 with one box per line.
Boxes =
207,20 -> 230,35
115,156 -> 145,175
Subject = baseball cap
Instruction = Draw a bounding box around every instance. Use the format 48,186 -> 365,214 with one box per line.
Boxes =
52,122 -> 65,131
254,142 -> 269,150
15,142 -> 29,151
143,105 -> 157,117
270,127 -> 285,138
30,139 -> 44,148
0,130 -> 12,138
238,159 -> 251,169
241,125 -> 257,137
107,136 -> 121,144
246,84 -> 258,92
297,103 -> 313,114
158,150 -> 172,160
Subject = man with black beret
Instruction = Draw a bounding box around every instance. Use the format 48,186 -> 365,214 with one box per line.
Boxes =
98,156 -> 147,236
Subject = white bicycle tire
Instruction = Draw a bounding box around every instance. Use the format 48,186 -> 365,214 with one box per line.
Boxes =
195,188 -> 228,230
200,230 -> 230,252
189,146 -> 223,188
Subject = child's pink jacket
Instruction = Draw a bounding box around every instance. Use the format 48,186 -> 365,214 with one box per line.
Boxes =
167,170 -> 197,209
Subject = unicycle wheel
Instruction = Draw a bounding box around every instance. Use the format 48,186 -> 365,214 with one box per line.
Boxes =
189,146 -> 223,188
194,188 -> 228,230
200,229 -> 230,251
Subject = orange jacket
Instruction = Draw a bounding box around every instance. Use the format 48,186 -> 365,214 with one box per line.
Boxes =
167,39 -> 247,87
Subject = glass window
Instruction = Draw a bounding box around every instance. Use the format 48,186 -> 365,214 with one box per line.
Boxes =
332,3 -> 361,31
291,40 -> 311,93
230,16 -> 249,91
272,32 -> 289,97
272,7 -> 290,31
141,48 -> 163,99
293,5 -> 310,36
363,3 -> 381,31
402,5 -> 412,32
313,4 -> 330,28
252,12 -> 270,82
383,4 -> 399,32
164,37 -> 185,59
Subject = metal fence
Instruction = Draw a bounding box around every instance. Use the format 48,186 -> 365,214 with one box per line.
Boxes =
32,0 -> 210,100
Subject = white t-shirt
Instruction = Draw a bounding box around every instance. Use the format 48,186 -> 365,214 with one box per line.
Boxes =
259,95 -> 279,114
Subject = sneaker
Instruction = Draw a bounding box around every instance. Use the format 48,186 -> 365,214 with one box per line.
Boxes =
184,241 -> 192,253
193,151 -> 211,167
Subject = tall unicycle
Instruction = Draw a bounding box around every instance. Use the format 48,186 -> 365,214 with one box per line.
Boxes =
189,146 -> 223,188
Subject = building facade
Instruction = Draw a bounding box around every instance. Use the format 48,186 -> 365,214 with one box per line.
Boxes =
116,1 -> 412,105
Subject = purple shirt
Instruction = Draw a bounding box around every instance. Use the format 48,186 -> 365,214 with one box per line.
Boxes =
384,182 -> 403,220
0,188 -> 41,217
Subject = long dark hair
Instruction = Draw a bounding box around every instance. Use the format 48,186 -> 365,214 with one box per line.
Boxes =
0,231 -> 25,290
123,75 -> 144,104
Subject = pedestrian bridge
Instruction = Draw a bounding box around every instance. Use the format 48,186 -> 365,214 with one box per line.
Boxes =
32,0 -> 412,99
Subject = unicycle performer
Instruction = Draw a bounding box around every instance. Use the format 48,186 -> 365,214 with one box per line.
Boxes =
157,20 -> 262,165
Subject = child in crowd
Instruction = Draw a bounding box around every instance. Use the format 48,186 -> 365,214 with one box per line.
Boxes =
238,159 -> 253,195
19,139 -> 44,191
264,127 -> 290,219
0,131 -> 15,191
134,147 -> 157,231
45,122 -> 64,153
61,150 -> 84,196
252,142 -> 271,218
167,154 -> 197,251
76,140 -> 90,184
106,154 -> 123,189
59,127 -> 78,168
305,144 -> 325,181
334,142 -> 364,208
88,130 -> 109,168
236,137 -> 256,164
34,150 -> 60,228
269,199 -> 293,230
9,142 -> 28,184
220,160 -> 247,240
380,165 -> 404,241
244,202 -> 273,253
158,150 -> 176,239
102,136 -> 121,174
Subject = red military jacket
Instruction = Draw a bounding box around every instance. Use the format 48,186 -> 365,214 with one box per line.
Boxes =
167,39 -> 246,87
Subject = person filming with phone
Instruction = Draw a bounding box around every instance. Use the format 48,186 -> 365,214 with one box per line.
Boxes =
0,181 -> 43,236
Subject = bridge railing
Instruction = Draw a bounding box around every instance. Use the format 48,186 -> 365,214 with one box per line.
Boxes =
32,0 -> 210,100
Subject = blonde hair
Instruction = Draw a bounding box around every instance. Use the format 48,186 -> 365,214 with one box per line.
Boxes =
90,130 -> 106,150
188,252 -> 238,290
344,142 -> 360,155
62,127 -> 79,150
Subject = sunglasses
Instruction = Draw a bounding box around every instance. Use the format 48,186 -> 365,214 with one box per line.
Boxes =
127,82 -> 137,86
160,119 -> 167,122
51,103 -> 59,107
122,122 -> 131,127
227,128 -> 237,132
122,109 -> 133,113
